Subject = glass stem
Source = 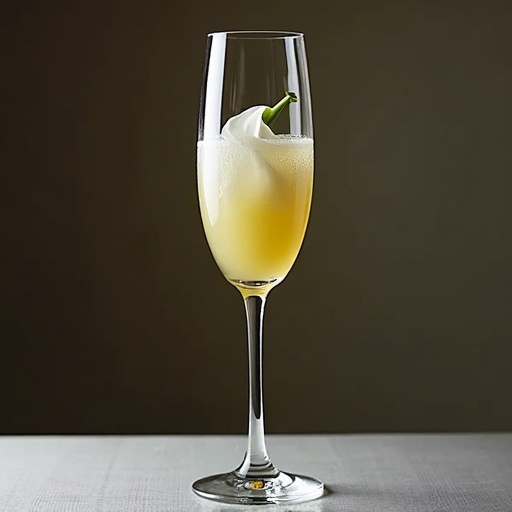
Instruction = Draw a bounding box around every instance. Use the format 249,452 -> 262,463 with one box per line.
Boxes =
236,294 -> 278,479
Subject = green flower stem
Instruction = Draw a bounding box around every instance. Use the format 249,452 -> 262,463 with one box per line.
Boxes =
262,91 -> 298,126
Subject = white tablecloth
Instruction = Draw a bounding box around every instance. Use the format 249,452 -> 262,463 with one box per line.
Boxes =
1,434 -> 511,511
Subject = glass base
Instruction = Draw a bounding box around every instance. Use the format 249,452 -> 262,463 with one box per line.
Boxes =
192,469 -> 324,505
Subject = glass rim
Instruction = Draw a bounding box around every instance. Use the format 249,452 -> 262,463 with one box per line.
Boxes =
207,30 -> 304,40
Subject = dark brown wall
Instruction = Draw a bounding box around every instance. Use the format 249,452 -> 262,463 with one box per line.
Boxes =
2,0 -> 512,434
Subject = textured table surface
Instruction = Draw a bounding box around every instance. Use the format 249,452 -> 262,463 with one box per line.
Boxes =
0,434 -> 511,511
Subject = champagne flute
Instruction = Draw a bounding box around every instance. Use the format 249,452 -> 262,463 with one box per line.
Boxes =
193,31 -> 323,505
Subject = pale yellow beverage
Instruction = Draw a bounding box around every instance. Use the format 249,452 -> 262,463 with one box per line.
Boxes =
198,136 -> 313,290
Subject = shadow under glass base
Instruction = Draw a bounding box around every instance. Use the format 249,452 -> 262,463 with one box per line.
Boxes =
192,469 -> 324,505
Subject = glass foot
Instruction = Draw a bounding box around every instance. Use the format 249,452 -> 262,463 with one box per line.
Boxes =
192,469 -> 324,505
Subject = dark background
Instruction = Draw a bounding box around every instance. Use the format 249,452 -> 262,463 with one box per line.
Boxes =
2,0 -> 511,434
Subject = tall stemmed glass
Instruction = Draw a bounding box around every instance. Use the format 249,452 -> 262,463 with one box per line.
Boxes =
193,31 -> 323,505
